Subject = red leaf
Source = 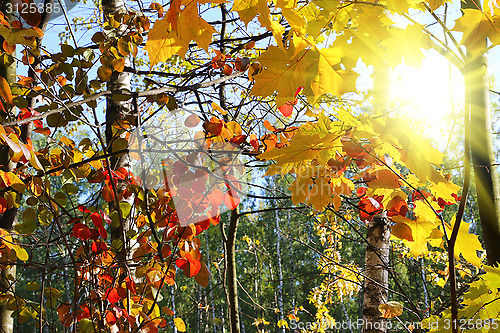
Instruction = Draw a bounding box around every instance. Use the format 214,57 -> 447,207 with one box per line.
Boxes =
71,223 -> 91,240
90,212 -> 103,228
224,189 -> 240,210
184,253 -> 201,277
278,102 -> 293,117
175,258 -> 188,269
77,205 -> 89,213
125,277 -> 136,295
0,197 -> 7,214
105,288 -> 121,304
98,226 -> 108,239
249,134 -> 259,151
105,310 -> 117,325
358,196 -> 383,221
203,121 -> 223,136
230,134 -> 247,145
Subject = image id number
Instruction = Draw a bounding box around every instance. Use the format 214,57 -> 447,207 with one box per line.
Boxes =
5,2 -> 61,15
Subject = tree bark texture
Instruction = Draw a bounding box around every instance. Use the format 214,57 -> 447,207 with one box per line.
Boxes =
362,215 -> 390,333
0,2 -> 16,331
102,0 -> 135,268
224,209 -> 241,333
463,0 -> 500,266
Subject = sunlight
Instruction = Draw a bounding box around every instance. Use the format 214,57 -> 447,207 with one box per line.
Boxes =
390,53 -> 464,143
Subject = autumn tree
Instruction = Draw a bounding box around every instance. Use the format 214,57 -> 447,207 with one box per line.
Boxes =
0,1 -> 500,333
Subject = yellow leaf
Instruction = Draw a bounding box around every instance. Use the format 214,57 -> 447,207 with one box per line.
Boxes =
391,216 -> 439,257
277,319 -> 289,328
381,23 -> 431,67
0,229 -> 13,249
429,180 -> 461,203
379,301 -> 404,319
259,116 -> 342,174
449,218 -> 483,267
0,26 -> 42,48
413,200 -> 441,222
453,8 -> 500,57
12,245 -> 29,262
0,171 -> 26,193
145,0 -> 223,66
232,0 -> 264,26
252,45 -> 356,106
174,318 -> 186,332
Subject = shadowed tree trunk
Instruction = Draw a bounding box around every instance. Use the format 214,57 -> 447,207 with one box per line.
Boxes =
462,0 -> 500,266
222,209 -> 241,333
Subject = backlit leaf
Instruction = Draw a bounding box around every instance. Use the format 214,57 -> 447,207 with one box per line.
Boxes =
174,318 -> 186,332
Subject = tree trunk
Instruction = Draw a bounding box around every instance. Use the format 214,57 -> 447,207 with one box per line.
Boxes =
223,209 -> 241,333
0,2 -> 17,331
362,214 -> 390,333
274,190 -> 285,333
362,63 -> 391,333
462,0 -> 500,266
102,0 -> 135,269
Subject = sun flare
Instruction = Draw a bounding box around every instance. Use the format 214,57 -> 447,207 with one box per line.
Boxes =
390,54 -> 464,142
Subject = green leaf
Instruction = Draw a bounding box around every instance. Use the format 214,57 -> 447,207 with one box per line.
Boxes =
25,281 -> 40,291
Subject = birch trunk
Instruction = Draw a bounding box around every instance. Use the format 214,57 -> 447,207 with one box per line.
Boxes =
363,64 -> 391,333
0,2 -> 17,331
362,214 -> 390,333
102,0 -> 135,270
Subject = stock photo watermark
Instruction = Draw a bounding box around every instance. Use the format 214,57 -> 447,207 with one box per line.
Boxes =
3,0 -> 77,22
289,318 -> 499,332
130,110 -> 249,227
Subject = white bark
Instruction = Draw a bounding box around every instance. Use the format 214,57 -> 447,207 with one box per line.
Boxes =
362,214 -> 390,333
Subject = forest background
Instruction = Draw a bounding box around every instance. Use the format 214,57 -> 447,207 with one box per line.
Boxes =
0,0 -> 499,332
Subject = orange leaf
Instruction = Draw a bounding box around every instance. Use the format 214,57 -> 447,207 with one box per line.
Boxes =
379,301 -> 404,319
194,261 -> 210,287
278,102 -> 293,117
183,252 -> 201,277
223,64 -> 233,75
2,41 -> 15,54
244,41 -> 255,49
124,277 -> 136,295
105,310 -> 117,325
0,76 -> 13,105
224,189 -> 240,210
102,185 -> 115,202
105,287 -> 121,303
391,222 -> 413,242
263,120 -> 278,132
57,303 -> 73,327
